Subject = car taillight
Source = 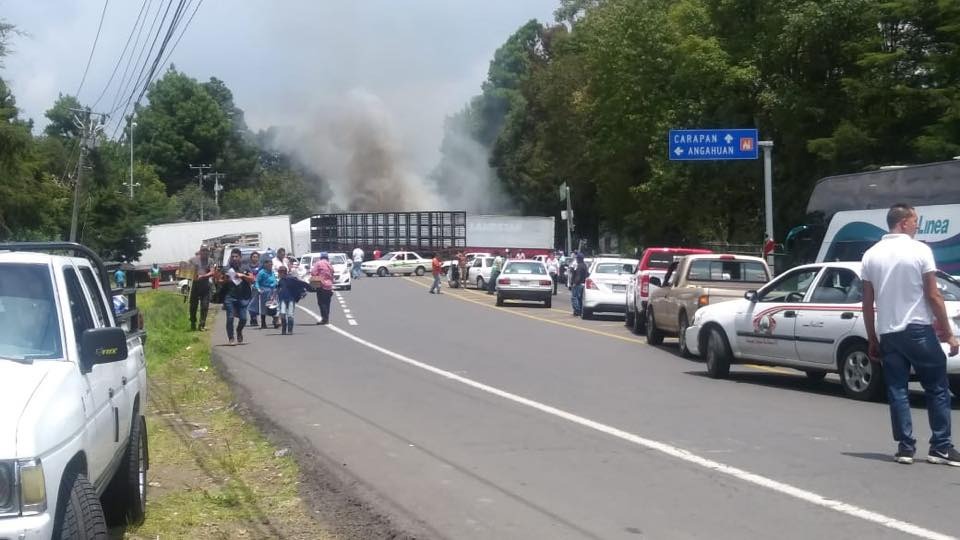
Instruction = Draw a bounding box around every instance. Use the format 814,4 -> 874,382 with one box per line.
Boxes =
586,278 -> 598,290
640,274 -> 649,295
539,279 -> 552,286
698,294 -> 709,306
498,277 -> 510,285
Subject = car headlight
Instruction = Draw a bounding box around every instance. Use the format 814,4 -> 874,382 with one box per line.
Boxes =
0,462 -> 13,513
0,460 -> 46,517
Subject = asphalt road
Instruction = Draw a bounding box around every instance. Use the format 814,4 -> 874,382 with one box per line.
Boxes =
213,275 -> 960,540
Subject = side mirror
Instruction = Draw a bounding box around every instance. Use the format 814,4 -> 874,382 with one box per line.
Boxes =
649,276 -> 662,287
80,327 -> 128,373
744,290 -> 758,303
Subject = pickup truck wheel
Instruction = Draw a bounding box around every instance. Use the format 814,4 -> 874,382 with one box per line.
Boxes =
104,414 -> 147,526
377,267 -> 388,278
625,305 -> 635,327
951,375 -> 960,398
705,327 -> 731,379
55,472 -> 108,540
677,313 -> 691,357
839,342 -> 884,401
415,266 -> 425,276
632,306 -> 646,335
646,309 -> 664,345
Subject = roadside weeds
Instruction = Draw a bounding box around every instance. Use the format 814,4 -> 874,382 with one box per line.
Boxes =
122,290 -> 332,540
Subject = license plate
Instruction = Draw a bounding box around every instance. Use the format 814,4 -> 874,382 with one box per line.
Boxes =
613,285 -> 626,292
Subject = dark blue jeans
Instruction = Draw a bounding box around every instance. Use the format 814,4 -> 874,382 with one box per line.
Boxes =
571,284 -> 584,315
880,324 -> 952,453
224,296 -> 250,341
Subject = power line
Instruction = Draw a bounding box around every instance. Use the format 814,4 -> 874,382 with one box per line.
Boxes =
75,0 -> 111,99
109,0 -> 180,137
107,0 -> 162,117
91,0 -> 149,109
154,0 -> 204,74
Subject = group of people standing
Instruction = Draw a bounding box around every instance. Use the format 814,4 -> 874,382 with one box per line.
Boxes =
184,244 -> 336,345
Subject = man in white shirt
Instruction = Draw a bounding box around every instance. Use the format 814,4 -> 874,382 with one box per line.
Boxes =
862,203 -> 960,466
352,246 -> 364,279
272,247 -> 288,273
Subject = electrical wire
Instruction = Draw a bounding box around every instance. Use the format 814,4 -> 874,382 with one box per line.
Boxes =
91,0 -> 149,109
75,0 -> 110,99
152,0 -> 203,83
107,0 -> 162,117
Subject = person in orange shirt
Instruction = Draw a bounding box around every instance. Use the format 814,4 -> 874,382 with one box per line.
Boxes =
429,253 -> 443,294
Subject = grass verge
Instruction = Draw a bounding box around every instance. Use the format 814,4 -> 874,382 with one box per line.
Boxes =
123,290 -> 331,540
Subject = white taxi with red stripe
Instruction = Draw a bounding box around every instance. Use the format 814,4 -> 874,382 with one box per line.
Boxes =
683,262 -> 960,401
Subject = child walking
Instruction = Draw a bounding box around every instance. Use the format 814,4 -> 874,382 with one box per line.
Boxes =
255,258 -> 277,329
277,266 -> 308,335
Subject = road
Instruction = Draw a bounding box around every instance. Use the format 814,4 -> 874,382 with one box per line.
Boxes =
213,275 -> 960,540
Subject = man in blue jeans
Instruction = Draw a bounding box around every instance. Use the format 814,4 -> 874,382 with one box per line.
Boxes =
862,203 -> 960,466
570,253 -> 587,316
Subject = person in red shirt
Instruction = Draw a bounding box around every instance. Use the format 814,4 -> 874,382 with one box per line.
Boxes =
429,253 -> 443,294
309,252 -> 335,324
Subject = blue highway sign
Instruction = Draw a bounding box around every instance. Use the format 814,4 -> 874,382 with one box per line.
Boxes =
669,129 -> 759,161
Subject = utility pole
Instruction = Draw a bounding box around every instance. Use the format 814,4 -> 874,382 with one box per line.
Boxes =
559,182 -> 574,255
208,172 -> 226,210
759,140 -> 775,268
188,164 -> 212,222
69,109 -> 108,242
128,116 -> 138,199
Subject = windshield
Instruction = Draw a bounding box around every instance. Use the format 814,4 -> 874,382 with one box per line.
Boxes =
687,260 -> 769,283
0,263 -> 63,361
380,252 -> 397,260
503,262 -> 547,275
594,262 -> 635,274
937,272 -> 960,302
331,255 -> 347,265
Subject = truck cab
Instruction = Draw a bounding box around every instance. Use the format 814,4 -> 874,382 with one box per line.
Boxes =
0,243 -> 149,539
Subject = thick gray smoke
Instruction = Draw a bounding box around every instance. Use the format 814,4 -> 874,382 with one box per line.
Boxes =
266,89 -> 513,214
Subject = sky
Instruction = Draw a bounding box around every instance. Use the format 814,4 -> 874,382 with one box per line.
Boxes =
1,0 -> 558,176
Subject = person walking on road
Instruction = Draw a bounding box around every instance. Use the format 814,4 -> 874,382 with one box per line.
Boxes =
570,253 -> 588,316
255,258 -> 278,329
247,251 -> 262,324
862,203 -> 960,466
272,248 -> 288,274
311,252 -> 335,325
189,245 -> 215,331
488,253 -> 503,295
150,263 -> 161,290
546,253 -> 560,296
429,253 -> 443,294
352,246 -> 364,279
219,247 -> 255,345
457,251 -> 468,284
277,265 -> 308,335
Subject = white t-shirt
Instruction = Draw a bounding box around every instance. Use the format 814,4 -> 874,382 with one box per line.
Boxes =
861,234 -> 936,335
352,248 -> 364,263
272,257 -> 287,273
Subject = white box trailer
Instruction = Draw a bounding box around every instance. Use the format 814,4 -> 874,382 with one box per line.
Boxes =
134,215 -> 292,281
291,217 -> 312,256
466,215 -> 555,252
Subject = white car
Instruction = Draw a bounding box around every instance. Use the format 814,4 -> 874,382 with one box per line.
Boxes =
0,242 -> 149,539
467,256 -> 497,290
683,262 -> 960,401
361,251 -> 430,277
581,257 -> 638,319
495,260 -> 553,308
298,252 -> 352,290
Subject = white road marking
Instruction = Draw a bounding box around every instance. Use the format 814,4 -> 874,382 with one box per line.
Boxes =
343,309 -> 351,313
294,304 -> 952,540
348,319 -> 358,326
345,314 -> 354,319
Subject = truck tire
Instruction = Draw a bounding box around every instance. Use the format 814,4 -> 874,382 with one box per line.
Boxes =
625,307 -> 635,328
104,415 -> 148,526
632,306 -> 645,335
544,296 -> 552,309
55,472 -> 108,540
415,266 -> 425,276
377,267 -> 388,278
646,308 -> 664,345
677,312 -> 692,357
705,327 -> 731,379
838,341 -> 884,401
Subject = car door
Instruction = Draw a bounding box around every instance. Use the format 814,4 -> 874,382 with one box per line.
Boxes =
795,267 -> 862,365
63,264 -> 122,486
653,262 -> 681,331
734,266 -> 823,361
468,257 -> 482,285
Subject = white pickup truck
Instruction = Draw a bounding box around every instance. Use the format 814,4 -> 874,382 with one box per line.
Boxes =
0,242 -> 149,539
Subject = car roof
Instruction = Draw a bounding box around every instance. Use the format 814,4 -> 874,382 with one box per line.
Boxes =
0,251 -> 93,267
681,254 -> 768,263
591,257 -> 639,265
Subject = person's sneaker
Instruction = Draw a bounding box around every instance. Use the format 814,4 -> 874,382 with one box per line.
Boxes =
927,447 -> 960,466
228,339 -> 236,346
237,330 -> 244,344
894,449 -> 915,464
